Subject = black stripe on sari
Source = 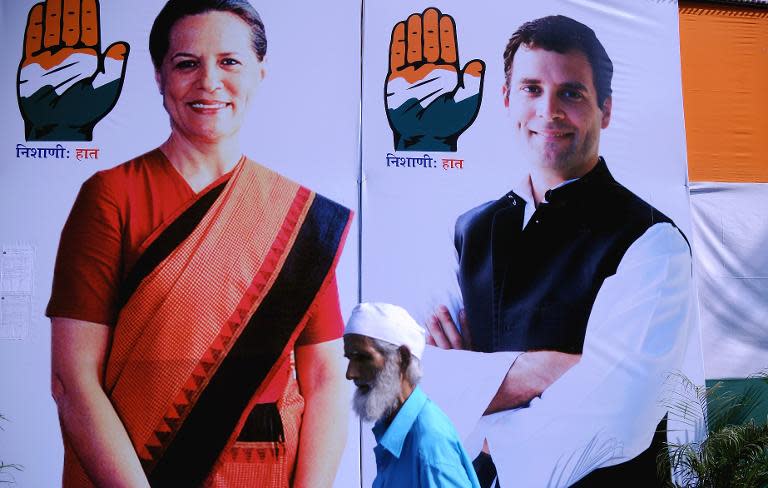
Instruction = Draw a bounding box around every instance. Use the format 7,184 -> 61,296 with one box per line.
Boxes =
119,181 -> 228,308
147,193 -> 350,487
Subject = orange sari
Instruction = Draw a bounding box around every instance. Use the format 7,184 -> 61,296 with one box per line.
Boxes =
62,159 -> 351,487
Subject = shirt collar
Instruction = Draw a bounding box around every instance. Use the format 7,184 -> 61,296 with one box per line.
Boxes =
372,386 -> 429,459
509,173 -> 535,207
509,157 -> 611,208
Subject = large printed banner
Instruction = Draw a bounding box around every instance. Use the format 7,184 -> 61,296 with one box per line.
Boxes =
0,1 -> 360,487
0,0 -> 709,486
361,0 -> 703,486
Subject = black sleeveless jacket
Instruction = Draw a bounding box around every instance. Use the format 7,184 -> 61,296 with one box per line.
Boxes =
455,159 -> 686,486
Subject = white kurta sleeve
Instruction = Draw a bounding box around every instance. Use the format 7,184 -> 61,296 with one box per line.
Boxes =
419,346 -> 522,442
483,223 -> 693,487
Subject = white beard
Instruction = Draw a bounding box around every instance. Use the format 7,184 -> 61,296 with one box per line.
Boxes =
352,356 -> 402,422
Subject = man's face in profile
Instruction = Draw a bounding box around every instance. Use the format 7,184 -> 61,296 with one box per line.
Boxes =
344,334 -> 403,422
504,46 -> 611,177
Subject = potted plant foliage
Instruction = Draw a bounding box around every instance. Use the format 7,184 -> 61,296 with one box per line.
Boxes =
659,371 -> 768,487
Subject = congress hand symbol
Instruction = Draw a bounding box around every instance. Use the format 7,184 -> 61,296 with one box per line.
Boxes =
385,8 -> 484,152
17,0 -> 129,141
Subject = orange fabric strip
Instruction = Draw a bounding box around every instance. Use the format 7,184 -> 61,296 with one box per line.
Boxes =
680,2 -> 768,182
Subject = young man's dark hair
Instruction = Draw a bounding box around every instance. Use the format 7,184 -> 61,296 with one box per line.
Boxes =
503,15 -> 613,109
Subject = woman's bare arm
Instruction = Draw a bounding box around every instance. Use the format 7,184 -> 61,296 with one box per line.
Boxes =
51,317 -> 150,488
293,339 -> 349,488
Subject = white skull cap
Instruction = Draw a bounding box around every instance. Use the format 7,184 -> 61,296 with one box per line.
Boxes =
345,302 -> 426,359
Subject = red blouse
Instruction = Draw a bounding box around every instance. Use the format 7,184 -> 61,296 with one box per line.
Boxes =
47,150 -> 343,345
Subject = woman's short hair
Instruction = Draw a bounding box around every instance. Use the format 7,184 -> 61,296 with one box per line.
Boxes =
149,0 -> 267,69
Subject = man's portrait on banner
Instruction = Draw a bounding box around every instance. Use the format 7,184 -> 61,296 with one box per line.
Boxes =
420,14 -> 693,487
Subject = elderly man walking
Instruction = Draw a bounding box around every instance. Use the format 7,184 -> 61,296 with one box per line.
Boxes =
344,303 -> 480,488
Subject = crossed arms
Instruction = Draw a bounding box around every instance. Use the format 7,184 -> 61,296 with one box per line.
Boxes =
419,223 -> 693,486
427,306 -> 580,414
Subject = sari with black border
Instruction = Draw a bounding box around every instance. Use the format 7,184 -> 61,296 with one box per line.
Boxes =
62,158 -> 352,487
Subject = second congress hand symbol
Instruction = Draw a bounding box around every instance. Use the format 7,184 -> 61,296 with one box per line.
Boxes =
385,8 -> 485,152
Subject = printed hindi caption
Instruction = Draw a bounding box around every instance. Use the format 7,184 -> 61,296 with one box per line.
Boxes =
385,153 -> 464,170
15,143 -> 99,161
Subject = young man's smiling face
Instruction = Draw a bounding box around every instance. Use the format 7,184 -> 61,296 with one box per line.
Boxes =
504,46 -> 611,180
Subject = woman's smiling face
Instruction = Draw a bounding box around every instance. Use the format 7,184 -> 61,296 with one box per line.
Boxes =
156,10 -> 264,145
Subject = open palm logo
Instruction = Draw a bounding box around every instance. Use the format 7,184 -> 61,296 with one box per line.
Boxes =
385,8 -> 484,152
17,0 -> 129,141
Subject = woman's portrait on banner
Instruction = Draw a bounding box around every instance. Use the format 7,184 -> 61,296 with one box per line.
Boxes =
45,1 -> 351,486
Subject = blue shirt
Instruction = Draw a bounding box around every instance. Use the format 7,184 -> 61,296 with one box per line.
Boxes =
372,386 -> 481,488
